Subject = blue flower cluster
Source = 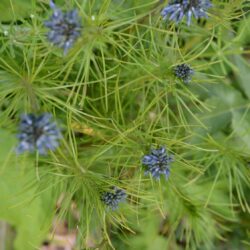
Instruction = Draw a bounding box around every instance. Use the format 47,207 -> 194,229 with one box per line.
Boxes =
101,187 -> 127,210
100,146 -> 174,209
44,0 -> 82,54
161,0 -> 212,26
16,113 -> 61,155
174,63 -> 194,83
142,146 -> 174,180
14,1 -> 194,211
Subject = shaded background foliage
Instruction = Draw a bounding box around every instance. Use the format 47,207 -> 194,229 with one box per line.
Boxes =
0,0 -> 249,249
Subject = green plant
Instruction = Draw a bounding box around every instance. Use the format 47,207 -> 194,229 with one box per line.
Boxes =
0,0 -> 249,249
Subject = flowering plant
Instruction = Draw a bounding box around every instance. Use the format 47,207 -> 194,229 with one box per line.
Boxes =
0,0 -> 249,249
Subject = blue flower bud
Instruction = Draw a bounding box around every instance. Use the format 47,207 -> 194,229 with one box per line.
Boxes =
142,146 -> 174,180
101,187 -> 127,210
174,64 -> 194,83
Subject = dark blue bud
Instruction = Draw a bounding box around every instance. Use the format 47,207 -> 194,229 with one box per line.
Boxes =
101,187 -> 127,210
174,64 -> 194,83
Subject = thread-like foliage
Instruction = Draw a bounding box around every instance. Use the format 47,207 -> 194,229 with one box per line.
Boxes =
0,0 -> 249,249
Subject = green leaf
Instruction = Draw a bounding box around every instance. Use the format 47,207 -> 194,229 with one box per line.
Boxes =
231,111 -> 250,151
233,55 -> 250,100
236,15 -> 250,46
0,129 -> 54,250
127,212 -> 169,250
202,97 -> 232,133
190,84 -> 245,141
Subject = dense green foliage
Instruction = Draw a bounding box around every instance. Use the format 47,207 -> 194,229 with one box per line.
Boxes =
0,0 -> 249,249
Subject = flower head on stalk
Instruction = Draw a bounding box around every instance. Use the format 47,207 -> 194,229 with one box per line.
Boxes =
161,0 -> 212,26
142,146 -> 174,180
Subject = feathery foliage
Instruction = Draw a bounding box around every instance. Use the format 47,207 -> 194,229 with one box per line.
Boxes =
0,0 -> 249,249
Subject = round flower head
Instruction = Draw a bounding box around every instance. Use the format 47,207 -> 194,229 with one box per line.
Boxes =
174,63 -> 194,83
16,113 -> 61,155
44,0 -> 82,54
142,146 -> 174,180
161,0 -> 212,26
101,187 -> 127,210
